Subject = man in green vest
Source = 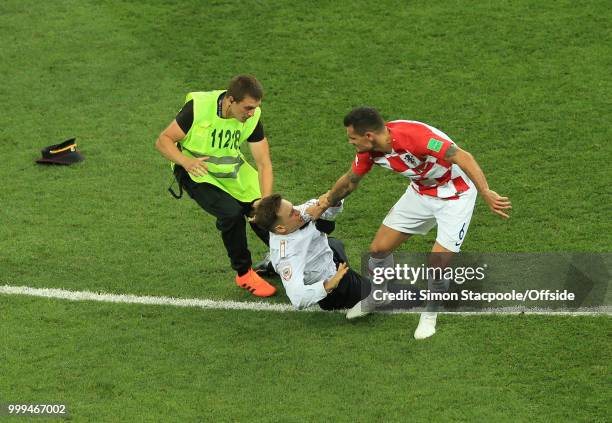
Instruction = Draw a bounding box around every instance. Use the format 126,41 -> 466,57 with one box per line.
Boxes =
155,75 -> 276,297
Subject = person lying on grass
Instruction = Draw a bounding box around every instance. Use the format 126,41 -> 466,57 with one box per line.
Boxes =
252,194 -> 370,310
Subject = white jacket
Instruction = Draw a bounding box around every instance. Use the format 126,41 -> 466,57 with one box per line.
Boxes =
269,200 -> 344,309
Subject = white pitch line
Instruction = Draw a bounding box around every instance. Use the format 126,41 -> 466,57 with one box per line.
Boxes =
0,285 -> 610,316
0,284 -> 306,313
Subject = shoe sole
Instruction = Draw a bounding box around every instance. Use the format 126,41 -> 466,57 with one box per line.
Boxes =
414,329 -> 436,340
346,310 -> 370,320
237,283 -> 275,297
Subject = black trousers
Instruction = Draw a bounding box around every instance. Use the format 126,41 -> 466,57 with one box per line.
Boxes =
176,166 -> 269,275
318,238 -> 371,310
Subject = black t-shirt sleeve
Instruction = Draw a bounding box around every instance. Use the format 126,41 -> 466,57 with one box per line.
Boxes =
175,100 -> 194,134
247,120 -> 265,142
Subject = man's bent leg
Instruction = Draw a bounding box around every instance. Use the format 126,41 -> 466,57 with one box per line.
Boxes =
216,215 -> 275,296
178,168 -> 275,296
348,189 -> 436,320
328,237 -> 349,266
319,269 -> 370,311
215,214 -> 252,276
369,224 -> 412,285
347,225 -> 412,320
180,171 -> 253,275
370,224 -> 413,258
213,213 -> 275,296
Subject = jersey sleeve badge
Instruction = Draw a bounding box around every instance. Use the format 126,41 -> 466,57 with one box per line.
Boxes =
426,138 -> 444,153
278,261 -> 292,282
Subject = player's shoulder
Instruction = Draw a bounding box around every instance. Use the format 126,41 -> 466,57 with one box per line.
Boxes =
387,120 -> 434,135
388,120 -> 450,150
389,120 -> 451,140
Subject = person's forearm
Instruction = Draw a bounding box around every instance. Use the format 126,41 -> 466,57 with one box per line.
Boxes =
328,174 -> 358,205
454,150 -> 490,195
450,147 -> 511,219
324,263 -> 347,293
155,135 -> 187,167
257,163 -> 273,197
324,277 -> 339,293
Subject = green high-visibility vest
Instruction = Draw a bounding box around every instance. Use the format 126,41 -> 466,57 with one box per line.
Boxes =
176,90 -> 262,202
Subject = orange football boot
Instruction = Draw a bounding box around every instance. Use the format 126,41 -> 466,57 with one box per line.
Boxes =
235,269 -> 276,297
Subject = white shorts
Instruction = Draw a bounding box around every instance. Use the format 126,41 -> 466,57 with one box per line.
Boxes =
382,187 -> 477,252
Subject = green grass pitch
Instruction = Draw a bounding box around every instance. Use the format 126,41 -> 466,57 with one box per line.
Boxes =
1,0 -> 610,421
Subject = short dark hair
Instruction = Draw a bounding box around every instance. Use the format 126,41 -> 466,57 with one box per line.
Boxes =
253,194 -> 282,232
227,75 -> 263,102
343,107 -> 385,135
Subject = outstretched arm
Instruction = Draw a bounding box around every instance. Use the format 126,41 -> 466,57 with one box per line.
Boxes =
445,145 -> 512,219
320,168 -> 365,208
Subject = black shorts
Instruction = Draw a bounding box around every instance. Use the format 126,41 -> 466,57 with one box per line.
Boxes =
318,238 -> 371,311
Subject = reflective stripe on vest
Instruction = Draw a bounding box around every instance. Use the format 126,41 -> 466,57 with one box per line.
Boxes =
183,147 -> 244,179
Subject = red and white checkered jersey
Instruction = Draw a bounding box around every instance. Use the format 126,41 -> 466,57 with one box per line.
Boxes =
351,120 -> 473,199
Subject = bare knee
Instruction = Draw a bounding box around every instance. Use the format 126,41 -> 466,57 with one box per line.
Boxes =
369,241 -> 392,258
369,226 -> 411,257
429,242 -> 455,268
